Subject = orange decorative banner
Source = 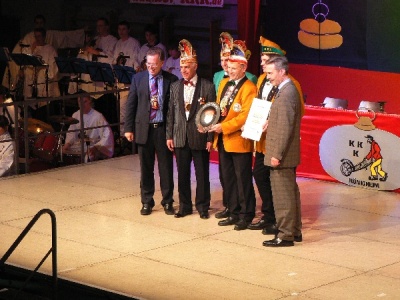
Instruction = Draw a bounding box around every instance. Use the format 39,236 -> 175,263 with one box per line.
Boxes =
129,0 -> 223,7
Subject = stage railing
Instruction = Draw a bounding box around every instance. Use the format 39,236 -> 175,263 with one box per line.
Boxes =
1,87 -> 126,175
0,208 -> 58,300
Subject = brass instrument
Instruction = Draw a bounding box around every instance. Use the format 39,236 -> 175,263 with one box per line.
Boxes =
116,52 -> 127,66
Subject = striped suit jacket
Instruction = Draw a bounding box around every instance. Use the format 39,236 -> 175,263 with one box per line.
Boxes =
264,80 -> 301,168
166,77 -> 216,150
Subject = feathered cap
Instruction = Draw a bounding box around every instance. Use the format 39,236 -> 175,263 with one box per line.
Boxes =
259,36 -> 286,56
179,39 -> 197,64
219,32 -> 233,57
229,40 -> 251,64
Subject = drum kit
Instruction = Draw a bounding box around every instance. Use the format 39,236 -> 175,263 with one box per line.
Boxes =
18,115 -> 80,166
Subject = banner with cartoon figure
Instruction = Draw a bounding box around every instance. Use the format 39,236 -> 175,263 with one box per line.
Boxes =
319,111 -> 400,191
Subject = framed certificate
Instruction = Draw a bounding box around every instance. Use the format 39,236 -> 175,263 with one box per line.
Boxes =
241,98 -> 272,141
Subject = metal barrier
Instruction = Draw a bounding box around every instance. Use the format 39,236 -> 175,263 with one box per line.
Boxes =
0,208 -> 58,299
1,87 -> 127,175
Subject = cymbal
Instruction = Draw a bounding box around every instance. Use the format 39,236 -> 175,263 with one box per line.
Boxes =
49,115 -> 79,125
18,118 -> 54,134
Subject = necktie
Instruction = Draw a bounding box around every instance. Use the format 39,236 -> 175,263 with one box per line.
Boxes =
267,86 -> 279,102
150,76 -> 159,120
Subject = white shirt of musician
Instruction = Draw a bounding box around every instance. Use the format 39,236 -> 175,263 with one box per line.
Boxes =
0,132 -> 15,177
113,37 -> 141,69
64,108 -> 114,160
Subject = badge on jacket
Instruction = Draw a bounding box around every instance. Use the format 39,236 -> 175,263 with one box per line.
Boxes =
233,103 -> 241,112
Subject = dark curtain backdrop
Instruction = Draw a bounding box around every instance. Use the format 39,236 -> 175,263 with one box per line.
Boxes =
237,0 -> 261,75
261,0 -> 400,73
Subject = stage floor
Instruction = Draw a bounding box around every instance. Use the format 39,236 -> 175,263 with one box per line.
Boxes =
1,155 -> 400,299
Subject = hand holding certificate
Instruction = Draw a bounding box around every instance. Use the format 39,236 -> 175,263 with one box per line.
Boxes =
241,98 -> 272,141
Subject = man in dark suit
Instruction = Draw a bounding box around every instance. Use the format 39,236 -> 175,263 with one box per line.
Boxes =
125,47 -> 178,216
262,56 -> 302,247
166,39 -> 216,219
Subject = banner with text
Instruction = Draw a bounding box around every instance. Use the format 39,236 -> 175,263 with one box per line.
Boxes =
129,0 -> 223,7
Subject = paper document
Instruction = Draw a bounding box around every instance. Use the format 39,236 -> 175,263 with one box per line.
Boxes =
241,98 -> 272,141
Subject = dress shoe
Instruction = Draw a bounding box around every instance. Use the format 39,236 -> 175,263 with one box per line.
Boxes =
174,211 -> 192,218
262,223 -> 278,235
234,219 -> 249,231
294,234 -> 303,242
199,212 -> 209,219
215,208 -> 230,219
163,203 -> 175,215
218,216 -> 239,226
263,237 -> 294,247
247,219 -> 269,230
140,203 -> 154,215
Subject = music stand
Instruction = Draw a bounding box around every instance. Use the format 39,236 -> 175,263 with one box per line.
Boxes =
11,53 -> 44,67
11,53 -> 48,99
85,61 -> 115,84
112,65 -> 135,84
55,57 -> 89,74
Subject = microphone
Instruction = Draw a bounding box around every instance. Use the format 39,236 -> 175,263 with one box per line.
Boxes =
19,43 -> 30,48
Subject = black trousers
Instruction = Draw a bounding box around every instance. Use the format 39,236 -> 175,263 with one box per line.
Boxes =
138,125 -> 174,206
174,139 -> 210,213
218,137 -> 256,222
253,151 -> 276,224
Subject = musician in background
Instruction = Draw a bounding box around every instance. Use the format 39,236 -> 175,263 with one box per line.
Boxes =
138,24 -> 167,64
17,28 -> 60,121
62,91 -> 114,162
112,20 -> 140,137
162,40 -> 182,79
69,17 -> 118,95
2,14 -> 85,96
85,17 -> 117,65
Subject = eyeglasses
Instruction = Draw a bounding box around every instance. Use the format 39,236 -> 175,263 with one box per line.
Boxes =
146,62 -> 159,68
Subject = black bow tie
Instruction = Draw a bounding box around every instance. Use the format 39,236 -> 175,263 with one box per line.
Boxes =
227,80 -> 236,86
184,80 -> 195,87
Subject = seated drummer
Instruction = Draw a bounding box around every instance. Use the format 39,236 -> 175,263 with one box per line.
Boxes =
62,90 -> 114,161
0,115 -> 15,177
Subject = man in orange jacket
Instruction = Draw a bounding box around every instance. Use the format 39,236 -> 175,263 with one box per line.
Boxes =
210,40 -> 257,231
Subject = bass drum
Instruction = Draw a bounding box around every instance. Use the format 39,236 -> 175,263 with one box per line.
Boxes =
32,132 -> 59,162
